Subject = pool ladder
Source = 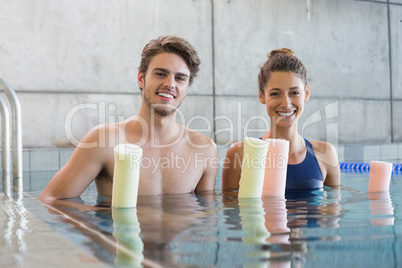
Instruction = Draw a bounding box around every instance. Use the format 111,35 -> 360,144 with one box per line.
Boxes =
0,77 -> 23,198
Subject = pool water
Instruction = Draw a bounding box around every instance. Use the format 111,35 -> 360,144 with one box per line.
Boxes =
2,170 -> 402,267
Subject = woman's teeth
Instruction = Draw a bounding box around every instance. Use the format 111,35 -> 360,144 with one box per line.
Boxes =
277,111 -> 294,117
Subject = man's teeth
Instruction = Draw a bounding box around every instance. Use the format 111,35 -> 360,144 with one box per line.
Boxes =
277,111 -> 294,116
158,93 -> 174,99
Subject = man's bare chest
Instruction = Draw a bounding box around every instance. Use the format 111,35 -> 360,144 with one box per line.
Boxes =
102,146 -> 205,195
138,149 -> 204,194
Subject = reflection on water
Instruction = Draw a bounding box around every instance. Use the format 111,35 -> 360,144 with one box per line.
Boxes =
368,191 -> 394,226
1,172 -> 402,267
2,173 -> 11,197
238,198 -> 292,267
239,199 -> 270,244
13,176 -> 23,203
2,173 -> 24,202
286,188 -> 342,230
112,208 -> 143,267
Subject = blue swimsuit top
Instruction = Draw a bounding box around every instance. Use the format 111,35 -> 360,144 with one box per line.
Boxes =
286,139 -> 323,190
259,138 -> 324,190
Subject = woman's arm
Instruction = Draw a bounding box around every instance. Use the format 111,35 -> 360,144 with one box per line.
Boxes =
313,141 -> 340,186
222,142 -> 244,195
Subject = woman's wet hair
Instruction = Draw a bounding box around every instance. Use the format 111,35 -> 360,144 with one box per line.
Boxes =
258,48 -> 308,93
138,35 -> 201,88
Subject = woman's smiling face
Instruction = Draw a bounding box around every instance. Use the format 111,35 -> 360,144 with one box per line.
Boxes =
259,71 -> 310,129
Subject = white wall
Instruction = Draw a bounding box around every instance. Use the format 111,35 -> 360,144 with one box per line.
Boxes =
0,0 -> 401,148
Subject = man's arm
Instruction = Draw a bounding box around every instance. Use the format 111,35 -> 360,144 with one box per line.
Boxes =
39,126 -> 109,202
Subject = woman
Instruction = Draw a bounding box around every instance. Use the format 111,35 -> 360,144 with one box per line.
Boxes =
222,48 -> 340,195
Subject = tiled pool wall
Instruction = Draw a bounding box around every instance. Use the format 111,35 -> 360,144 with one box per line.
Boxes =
2,143 -> 402,191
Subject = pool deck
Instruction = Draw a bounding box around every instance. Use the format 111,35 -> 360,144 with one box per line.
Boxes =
0,193 -> 109,268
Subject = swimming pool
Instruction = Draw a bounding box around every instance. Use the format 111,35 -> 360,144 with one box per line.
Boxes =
1,166 -> 402,267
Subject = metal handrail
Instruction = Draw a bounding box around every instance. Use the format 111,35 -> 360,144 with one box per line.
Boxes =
0,97 -> 10,173
0,77 -> 22,178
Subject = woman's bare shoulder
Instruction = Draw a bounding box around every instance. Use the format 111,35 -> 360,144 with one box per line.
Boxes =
309,140 -> 339,168
226,141 -> 245,156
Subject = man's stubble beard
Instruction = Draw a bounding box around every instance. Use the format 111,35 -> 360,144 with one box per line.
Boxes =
142,81 -> 185,117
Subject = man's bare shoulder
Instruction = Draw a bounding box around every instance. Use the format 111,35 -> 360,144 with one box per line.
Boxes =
80,120 -> 146,150
82,123 -> 120,137
76,124 -> 104,149
181,126 -> 217,152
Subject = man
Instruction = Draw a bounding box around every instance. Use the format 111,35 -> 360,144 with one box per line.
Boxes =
40,36 -> 218,202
